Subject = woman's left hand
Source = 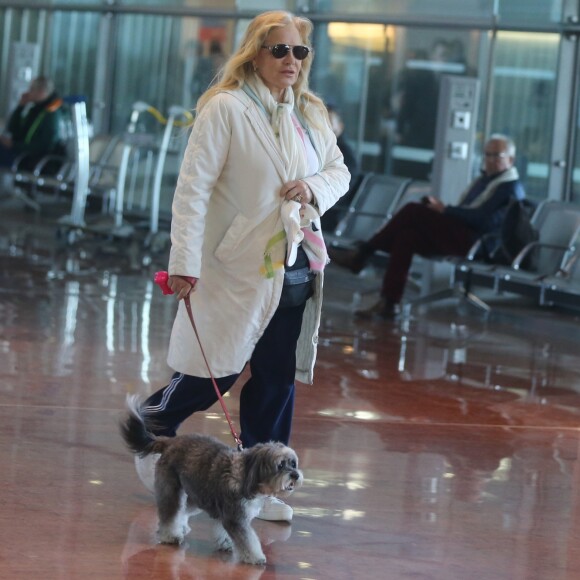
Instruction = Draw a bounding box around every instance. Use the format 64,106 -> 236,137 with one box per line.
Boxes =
280,179 -> 312,207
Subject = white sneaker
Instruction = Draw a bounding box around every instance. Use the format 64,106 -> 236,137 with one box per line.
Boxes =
134,453 -> 160,493
256,497 -> 293,522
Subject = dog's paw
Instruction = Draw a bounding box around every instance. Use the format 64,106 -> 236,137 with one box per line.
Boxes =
157,529 -> 184,545
238,546 -> 267,566
215,536 -> 234,552
213,523 -> 233,552
241,553 -> 266,566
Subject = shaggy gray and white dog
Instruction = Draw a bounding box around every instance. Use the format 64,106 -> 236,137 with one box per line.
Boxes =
120,395 -> 303,565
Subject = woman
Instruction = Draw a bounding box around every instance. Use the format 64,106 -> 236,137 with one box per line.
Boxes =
136,10 -> 350,522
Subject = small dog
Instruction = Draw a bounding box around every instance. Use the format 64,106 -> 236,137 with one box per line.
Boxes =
120,395 -> 303,565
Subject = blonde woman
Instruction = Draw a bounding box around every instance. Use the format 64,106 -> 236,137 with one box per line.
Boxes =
136,11 -> 350,522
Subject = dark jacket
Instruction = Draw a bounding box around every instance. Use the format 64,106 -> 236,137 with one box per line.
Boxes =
7,92 -> 63,159
444,169 -> 526,237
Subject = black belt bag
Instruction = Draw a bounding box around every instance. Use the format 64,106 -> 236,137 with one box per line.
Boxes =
284,267 -> 315,286
278,245 -> 316,309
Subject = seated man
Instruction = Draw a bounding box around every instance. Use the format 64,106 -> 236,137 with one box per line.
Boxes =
0,76 -> 63,170
328,134 -> 526,319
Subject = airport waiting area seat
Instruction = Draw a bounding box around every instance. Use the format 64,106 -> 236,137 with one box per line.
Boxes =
323,177 -> 580,317
325,172 -> 413,250
326,176 -> 451,302
445,200 -> 580,311
3,101 -> 192,249
324,173 -> 421,305
11,133 -> 121,207
539,249 -> 580,309
401,199 -> 580,317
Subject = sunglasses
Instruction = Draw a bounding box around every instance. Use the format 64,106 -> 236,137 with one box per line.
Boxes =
261,44 -> 311,60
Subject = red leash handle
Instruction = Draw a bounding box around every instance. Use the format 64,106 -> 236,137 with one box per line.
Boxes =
154,271 -> 174,294
154,271 -> 243,450
154,271 -> 197,294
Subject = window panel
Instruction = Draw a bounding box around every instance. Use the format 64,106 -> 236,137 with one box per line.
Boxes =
316,0 -> 491,19
0,3 -> 568,205
489,32 -> 559,200
46,11 -> 100,108
0,9 -> 99,120
111,14 -> 232,133
570,73 -> 580,201
498,0 -> 564,26
311,24 -> 480,181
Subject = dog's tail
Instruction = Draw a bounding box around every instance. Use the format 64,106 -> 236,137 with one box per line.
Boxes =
120,394 -> 169,457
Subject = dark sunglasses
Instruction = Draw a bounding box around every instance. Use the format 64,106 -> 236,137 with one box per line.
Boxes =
261,44 -> 311,60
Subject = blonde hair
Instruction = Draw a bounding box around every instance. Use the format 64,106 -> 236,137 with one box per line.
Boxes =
196,10 -> 327,128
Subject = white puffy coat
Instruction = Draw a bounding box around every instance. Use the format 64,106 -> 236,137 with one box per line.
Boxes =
166,88 -> 350,384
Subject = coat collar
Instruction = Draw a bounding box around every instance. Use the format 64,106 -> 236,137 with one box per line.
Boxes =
223,88 -> 288,181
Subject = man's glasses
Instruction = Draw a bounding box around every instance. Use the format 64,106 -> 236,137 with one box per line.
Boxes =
261,44 -> 311,60
484,151 -> 508,159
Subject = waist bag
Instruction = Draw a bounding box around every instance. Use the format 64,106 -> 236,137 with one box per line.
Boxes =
279,245 -> 315,308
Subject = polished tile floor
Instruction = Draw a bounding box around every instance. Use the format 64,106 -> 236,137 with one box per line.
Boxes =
2,200 -> 580,579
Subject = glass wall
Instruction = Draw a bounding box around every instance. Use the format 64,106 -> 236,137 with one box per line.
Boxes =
46,11 -> 100,107
0,9 -> 100,118
498,0 -> 564,27
110,13 -> 234,130
0,0 -> 576,205
489,32 -> 559,200
316,0 -> 491,19
311,24 -> 480,181
572,81 -> 580,201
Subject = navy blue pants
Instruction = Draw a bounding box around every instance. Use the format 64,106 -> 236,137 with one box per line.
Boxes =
143,300 -> 307,447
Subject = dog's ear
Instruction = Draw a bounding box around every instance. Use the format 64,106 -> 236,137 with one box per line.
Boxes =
241,450 -> 263,497
241,445 -> 275,497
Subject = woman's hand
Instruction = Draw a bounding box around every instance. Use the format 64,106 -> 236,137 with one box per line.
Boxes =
280,179 -> 312,206
168,275 -> 198,301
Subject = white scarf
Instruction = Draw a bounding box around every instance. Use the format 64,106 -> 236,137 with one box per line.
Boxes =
458,166 -> 520,208
281,202 -> 327,271
246,76 -> 327,272
245,76 -> 308,181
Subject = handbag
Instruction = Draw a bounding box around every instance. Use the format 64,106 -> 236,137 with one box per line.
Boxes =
278,245 -> 315,308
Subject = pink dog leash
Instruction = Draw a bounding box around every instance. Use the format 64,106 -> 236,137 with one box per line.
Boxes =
154,271 -> 243,451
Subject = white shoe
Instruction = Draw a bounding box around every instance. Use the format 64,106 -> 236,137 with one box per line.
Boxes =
134,453 -> 160,493
256,497 -> 293,522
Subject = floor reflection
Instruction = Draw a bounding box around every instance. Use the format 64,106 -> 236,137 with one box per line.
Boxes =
2,200 -> 580,579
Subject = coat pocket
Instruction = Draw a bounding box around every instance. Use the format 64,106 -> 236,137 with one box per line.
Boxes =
214,212 -> 252,263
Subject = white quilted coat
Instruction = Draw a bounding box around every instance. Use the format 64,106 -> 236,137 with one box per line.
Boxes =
166,88 -> 350,384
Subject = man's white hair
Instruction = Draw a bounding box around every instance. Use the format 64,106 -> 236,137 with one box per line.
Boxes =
488,133 -> 516,157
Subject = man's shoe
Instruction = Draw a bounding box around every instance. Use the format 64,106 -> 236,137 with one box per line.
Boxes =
328,243 -> 372,274
134,453 -> 160,493
355,297 -> 399,320
256,497 -> 293,522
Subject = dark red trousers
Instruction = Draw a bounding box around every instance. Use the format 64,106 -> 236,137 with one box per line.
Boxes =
367,202 -> 477,303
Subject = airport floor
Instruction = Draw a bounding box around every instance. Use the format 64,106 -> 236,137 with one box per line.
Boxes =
2,197 -> 580,580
